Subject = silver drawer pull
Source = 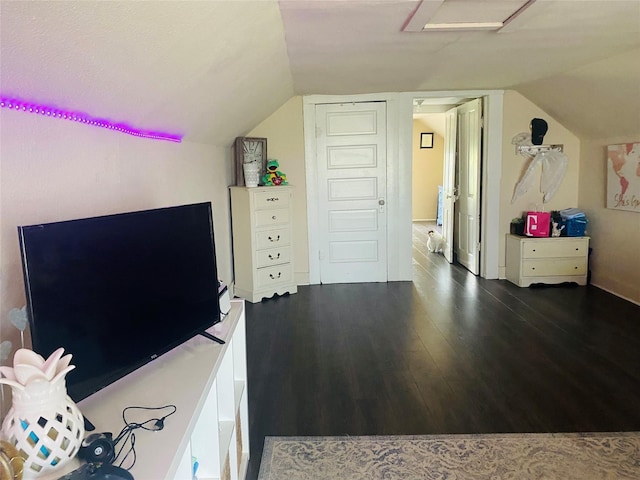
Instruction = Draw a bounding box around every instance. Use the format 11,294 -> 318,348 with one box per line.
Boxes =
272,215 -> 277,220
269,272 -> 282,279
268,235 -> 280,242
268,253 -> 281,260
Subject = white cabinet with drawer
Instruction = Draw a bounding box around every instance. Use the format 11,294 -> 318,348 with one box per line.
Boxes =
230,186 -> 297,302
506,234 -> 590,287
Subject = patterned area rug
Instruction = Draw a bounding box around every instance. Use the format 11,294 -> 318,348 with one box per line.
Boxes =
258,433 -> 640,480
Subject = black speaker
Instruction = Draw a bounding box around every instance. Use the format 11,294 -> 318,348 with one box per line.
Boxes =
78,432 -> 115,464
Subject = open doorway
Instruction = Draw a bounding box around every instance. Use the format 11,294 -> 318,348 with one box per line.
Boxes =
411,109 -> 445,260
411,110 -> 445,227
412,96 -> 481,273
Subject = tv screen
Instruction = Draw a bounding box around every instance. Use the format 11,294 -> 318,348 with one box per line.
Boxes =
18,202 -> 220,402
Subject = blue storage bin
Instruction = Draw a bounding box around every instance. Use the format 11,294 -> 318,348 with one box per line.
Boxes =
565,218 -> 587,236
558,208 -> 588,237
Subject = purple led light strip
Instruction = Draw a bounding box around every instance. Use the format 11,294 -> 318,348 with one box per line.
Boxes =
0,97 -> 182,143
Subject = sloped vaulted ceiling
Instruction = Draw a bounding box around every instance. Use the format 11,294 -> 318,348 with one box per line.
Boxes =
278,0 -> 640,139
0,1 -> 293,146
516,47 -> 640,139
279,0 -> 640,94
1,1 -> 639,144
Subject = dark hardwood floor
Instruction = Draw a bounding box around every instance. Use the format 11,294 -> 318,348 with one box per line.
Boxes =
243,223 -> 640,479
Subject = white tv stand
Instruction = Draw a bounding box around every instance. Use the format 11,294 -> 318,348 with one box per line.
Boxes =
45,299 -> 249,480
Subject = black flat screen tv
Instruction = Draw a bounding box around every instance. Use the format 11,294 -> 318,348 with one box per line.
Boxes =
18,202 -> 220,403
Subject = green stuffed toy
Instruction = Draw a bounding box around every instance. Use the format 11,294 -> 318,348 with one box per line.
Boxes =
262,159 -> 288,186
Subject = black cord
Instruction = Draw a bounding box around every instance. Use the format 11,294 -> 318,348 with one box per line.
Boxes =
113,404 -> 176,470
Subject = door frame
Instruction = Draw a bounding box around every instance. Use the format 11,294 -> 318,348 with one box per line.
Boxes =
303,90 -> 503,284
303,93 -> 403,285
314,101 -> 389,284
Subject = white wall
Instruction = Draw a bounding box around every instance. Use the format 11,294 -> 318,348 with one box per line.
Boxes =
248,97 -> 309,285
499,91 -> 581,276
579,136 -> 640,304
499,91 -> 640,306
412,117 -> 444,221
0,109 -> 234,377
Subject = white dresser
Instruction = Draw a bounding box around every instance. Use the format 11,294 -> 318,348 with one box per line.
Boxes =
505,234 -> 590,287
230,186 -> 297,303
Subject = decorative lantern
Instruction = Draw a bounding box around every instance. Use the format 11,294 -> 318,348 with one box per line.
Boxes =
0,348 -> 84,479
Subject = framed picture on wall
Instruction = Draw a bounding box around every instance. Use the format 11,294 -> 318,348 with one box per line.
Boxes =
606,142 -> 640,212
420,132 -> 434,149
234,137 -> 267,186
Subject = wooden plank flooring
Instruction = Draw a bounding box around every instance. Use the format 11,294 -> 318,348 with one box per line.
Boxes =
243,223 -> 640,479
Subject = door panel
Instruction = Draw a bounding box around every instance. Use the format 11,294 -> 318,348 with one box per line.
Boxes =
328,145 -> 377,168
456,98 -> 482,275
329,209 -> 378,232
328,177 -> 378,199
316,102 -> 387,283
326,112 -> 377,135
330,240 -> 379,262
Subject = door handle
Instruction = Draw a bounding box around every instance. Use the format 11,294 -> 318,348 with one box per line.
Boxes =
378,198 -> 385,212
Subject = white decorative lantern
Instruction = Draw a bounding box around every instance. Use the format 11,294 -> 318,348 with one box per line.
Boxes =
243,162 -> 261,187
0,348 -> 85,479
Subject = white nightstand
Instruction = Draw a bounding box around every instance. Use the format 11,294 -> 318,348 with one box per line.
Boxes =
505,234 -> 590,287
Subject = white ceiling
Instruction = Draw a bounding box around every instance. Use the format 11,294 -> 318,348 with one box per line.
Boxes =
1,0 -> 639,145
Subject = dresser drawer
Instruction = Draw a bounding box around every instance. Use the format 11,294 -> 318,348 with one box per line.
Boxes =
256,246 -> 291,268
522,258 -> 587,277
253,190 -> 290,210
255,227 -> 291,250
522,239 -> 588,258
256,263 -> 294,288
254,208 -> 290,227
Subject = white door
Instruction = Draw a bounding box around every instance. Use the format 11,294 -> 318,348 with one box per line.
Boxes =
442,107 -> 458,264
455,98 -> 482,275
315,102 -> 387,283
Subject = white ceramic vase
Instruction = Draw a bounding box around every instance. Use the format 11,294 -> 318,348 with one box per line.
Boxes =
0,348 -> 85,479
243,162 -> 261,187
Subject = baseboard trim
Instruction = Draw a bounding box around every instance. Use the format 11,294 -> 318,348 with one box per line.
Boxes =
295,272 -> 310,286
590,282 -> 640,307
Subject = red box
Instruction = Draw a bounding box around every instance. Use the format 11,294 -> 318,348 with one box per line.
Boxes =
525,211 -> 550,237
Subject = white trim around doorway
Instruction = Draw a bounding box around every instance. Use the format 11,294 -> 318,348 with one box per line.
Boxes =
303,90 -> 504,284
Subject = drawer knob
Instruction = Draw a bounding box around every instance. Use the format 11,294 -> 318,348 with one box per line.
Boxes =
268,235 -> 280,242
269,272 -> 282,280
268,253 -> 281,260
532,249 -> 536,252
272,215 -> 277,220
